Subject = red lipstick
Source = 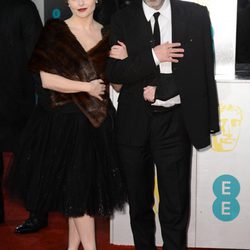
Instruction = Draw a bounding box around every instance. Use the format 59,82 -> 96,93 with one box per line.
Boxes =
78,8 -> 87,12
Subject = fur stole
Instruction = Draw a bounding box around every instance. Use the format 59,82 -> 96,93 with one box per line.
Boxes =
29,19 -> 110,128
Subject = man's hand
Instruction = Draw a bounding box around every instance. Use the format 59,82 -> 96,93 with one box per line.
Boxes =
143,86 -> 156,102
153,42 -> 184,63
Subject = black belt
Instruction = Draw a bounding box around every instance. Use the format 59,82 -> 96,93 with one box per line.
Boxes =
151,104 -> 180,113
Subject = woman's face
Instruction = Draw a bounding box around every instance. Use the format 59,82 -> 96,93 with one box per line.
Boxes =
67,0 -> 96,18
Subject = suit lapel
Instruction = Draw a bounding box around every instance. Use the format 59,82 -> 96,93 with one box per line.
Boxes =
171,0 -> 189,45
131,2 -> 154,48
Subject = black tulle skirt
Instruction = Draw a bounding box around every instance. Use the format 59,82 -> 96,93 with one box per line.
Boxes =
6,103 -> 127,217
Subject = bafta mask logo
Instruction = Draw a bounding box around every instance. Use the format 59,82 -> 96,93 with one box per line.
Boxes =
213,104 -> 243,152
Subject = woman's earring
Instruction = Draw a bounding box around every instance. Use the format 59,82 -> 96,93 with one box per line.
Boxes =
96,0 -> 98,3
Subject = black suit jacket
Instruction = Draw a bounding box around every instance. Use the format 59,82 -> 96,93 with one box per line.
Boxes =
106,0 -> 220,149
0,0 -> 42,151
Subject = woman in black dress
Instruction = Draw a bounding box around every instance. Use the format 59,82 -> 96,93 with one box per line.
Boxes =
7,0 -> 127,249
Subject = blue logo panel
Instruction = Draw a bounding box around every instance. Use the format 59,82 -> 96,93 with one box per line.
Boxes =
213,175 -> 240,222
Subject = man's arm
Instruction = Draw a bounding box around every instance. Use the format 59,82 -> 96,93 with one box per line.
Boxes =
203,7 -> 220,133
106,13 -> 157,84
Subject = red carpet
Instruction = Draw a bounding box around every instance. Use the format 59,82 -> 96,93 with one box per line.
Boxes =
0,153 -> 218,250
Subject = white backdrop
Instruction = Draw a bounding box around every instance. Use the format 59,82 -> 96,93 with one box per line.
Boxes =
194,79 -> 250,249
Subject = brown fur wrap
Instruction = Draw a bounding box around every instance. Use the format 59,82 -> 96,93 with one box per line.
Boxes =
29,19 -> 110,128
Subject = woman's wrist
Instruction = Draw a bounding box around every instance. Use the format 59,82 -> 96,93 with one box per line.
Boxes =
80,81 -> 91,93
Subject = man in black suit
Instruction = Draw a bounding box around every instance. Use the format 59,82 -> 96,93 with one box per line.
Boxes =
0,0 -> 42,226
107,0 -> 219,249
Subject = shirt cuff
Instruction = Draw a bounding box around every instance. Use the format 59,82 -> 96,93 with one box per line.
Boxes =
152,49 -> 160,66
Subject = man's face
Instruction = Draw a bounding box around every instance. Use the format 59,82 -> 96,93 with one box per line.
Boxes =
143,0 -> 165,10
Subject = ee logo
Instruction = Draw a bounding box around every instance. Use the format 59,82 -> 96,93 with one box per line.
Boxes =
52,8 -> 61,19
213,175 -> 240,222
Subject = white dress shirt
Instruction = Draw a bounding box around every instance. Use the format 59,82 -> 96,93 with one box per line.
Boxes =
142,0 -> 181,107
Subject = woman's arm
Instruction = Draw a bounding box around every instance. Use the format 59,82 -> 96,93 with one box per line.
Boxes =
40,71 -> 106,100
109,41 -> 128,92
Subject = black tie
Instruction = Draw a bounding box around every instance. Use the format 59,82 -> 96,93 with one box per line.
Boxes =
153,12 -> 161,46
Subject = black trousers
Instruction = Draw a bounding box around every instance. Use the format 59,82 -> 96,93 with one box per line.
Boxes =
118,106 -> 192,250
0,153 -> 4,222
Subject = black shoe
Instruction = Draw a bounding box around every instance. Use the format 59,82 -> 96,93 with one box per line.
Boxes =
15,217 -> 48,234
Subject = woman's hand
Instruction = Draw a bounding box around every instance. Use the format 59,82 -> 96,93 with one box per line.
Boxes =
88,79 -> 106,101
109,41 -> 128,60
